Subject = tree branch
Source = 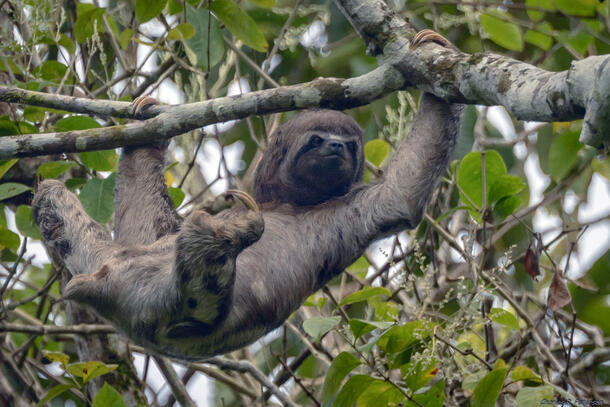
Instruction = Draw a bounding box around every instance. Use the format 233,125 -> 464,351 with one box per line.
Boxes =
0,0 -> 607,158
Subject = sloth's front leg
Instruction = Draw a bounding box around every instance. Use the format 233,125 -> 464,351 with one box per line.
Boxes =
168,191 -> 264,338
32,179 -> 114,276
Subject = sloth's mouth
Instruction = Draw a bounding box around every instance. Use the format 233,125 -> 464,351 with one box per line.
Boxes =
321,152 -> 345,160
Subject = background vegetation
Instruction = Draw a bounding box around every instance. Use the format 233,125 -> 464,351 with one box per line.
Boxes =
0,0 -> 608,406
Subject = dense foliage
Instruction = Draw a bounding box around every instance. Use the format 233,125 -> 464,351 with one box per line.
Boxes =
0,0 -> 608,406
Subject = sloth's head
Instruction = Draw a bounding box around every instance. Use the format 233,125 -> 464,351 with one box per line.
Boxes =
254,110 -> 364,206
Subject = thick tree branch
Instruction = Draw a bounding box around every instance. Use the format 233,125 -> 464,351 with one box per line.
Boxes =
0,1 -> 607,159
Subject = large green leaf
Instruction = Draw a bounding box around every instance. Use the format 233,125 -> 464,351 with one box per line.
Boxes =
54,115 -> 101,132
364,139 -> 390,167
348,319 -> 393,339
356,379 -> 405,407
470,366 -> 507,407
0,159 -> 18,179
79,173 -> 116,224
80,150 -> 118,172
184,4 -> 225,70
515,386 -> 554,407
135,0 -> 167,23
321,352 -> 361,406
525,0 -> 556,21
553,0 -> 597,16
303,316 -> 341,342
66,360 -> 118,384
457,150 -> 507,210
0,183 -> 30,201
406,379 -> 445,407
36,384 -> 77,407
339,286 -> 391,307
92,383 -> 126,407
377,320 -> 434,354
480,11 -> 523,51
548,131 -> 582,182
15,205 -> 42,240
512,365 -> 542,384
332,375 -> 375,407
489,308 -> 520,330
209,0 -> 268,52
36,161 -> 77,179
74,3 -> 106,43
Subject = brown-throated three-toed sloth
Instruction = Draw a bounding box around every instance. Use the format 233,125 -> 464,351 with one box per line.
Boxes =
32,31 -> 463,360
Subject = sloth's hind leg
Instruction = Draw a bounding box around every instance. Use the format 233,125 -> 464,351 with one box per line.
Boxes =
32,179 -> 113,276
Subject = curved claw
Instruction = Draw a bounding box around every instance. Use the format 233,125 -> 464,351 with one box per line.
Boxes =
412,29 -> 454,50
226,189 -> 259,212
132,95 -> 160,116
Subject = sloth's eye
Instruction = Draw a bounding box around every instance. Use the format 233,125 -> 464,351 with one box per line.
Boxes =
346,141 -> 357,152
310,134 -> 324,146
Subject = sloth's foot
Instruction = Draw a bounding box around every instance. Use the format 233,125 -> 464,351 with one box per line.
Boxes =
32,179 -> 110,274
412,29 -> 458,51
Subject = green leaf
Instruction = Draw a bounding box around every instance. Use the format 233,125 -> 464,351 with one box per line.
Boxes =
548,131 -> 582,182
119,28 -> 133,50
66,361 -> 118,384
168,23 -> 196,41
357,379 -> 405,407
332,375 -> 375,407
79,173 -> 116,224
54,115 -> 101,132
512,366 -> 543,384
364,139 -> 390,167
457,150 -> 507,210
524,29 -> 553,51
0,183 -> 30,201
36,384 -> 77,407
80,150 -> 118,172
480,11 -> 523,51
15,205 -> 42,240
92,382 -> 126,407
515,386 -> 554,407
339,286 -> 391,307
168,187 -> 185,208
136,0 -> 167,23
489,308 -> 520,330
58,33 -> 76,54
0,159 -> 18,179
33,61 -> 71,84
209,0 -> 268,52
377,320 -> 434,354
553,0 -> 597,16
488,174 -> 525,204
36,161 -> 77,179
525,0 -> 556,21
321,352 -> 361,406
0,118 -> 20,136
348,319 -> 393,339
492,195 -> 521,221
406,379 -> 445,407
184,4 -> 225,70
42,350 -> 70,366
303,316 -> 341,342
74,4 -> 106,43
23,107 -> 46,123
470,366 -> 507,407
0,225 -> 20,252
247,0 -> 276,7
401,357 -> 438,391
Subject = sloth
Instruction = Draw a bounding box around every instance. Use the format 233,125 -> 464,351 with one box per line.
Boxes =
32,30 -> 463,360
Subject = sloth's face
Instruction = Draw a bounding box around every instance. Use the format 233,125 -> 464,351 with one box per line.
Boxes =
291,131 -> 360,199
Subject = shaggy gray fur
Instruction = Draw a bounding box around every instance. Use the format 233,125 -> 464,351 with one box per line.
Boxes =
32,94 -> 462,360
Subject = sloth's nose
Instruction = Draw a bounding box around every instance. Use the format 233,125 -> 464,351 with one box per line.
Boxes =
328,141 -> 344,153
